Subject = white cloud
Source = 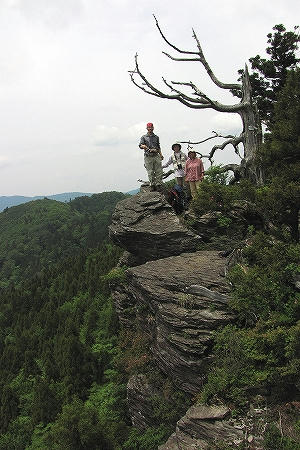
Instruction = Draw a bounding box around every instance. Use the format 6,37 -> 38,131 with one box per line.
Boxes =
92,122 -> 148,147
92,125 -> 120,146
0,156 -> 10,169
11,0 -> 84,29
127,122 -> 147,139
210,113 -> 242,136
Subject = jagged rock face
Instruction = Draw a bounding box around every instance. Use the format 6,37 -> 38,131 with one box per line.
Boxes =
127,374 -> 159,430
159,405 -> 244,449
109,191 -> 202,263
112,250 -> 234,394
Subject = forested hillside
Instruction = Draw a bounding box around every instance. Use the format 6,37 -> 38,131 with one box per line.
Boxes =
0,192 -> 126,288
0,192 -> 134,449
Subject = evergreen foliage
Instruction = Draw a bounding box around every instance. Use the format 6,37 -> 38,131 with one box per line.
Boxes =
0,192 -> 127,288
259,68 -> 300,179
189,63 -> 300,445
231,24 -> 299,128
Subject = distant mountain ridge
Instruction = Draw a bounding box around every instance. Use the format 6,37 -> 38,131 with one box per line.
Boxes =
0,192 -> 93,212
0,189 -> 138,211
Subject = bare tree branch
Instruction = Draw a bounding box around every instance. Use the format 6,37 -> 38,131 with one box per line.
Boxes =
209,135 -> 244,160
153,14 -> 199,56
130,54 -> 242,112
162,169 -> 175,179
153,14 -> 242,91
195,152 -> 211,159
170,80 -> 242,111
162,52 -> 201,62
179,131 -> 236,145
192,29 -> 242,91
162,78 -> 209,104
129,70 -> 165,98
215,163 -> 246,184
178,132 -> 243,162
129,55 -> 215,109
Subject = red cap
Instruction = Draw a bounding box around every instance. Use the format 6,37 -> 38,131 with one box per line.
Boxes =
147,122 -> 153,128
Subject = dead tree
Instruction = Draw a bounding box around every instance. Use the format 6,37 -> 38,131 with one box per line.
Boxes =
129,16 -> 263,184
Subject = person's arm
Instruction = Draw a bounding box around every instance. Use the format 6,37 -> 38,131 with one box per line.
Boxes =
157,136 -> 161,150
199,159 -> 205,179
139,136 -> 148,150
162,155 -> 172,168
184,160 -> 189,177
157,136 -> 164,160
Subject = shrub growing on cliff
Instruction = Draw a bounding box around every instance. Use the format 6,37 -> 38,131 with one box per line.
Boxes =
123,425 -> 171,450
204,165 -> 231,185
201,233 -> 300,407
228,233 -> 300,325
255,178 -> 300,241
191,178 -> 256,216
201,322 -> 300,406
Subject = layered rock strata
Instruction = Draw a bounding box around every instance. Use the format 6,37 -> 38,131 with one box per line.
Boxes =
112,250 -> 234,394
109,191 -> 202,263
159,405 -> 244,449
127,374 -> 159,430
110,189 -> 240,446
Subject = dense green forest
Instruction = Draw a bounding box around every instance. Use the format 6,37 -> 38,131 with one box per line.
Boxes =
0,192 -> 128,448
0,192 -> 126,288
0,191 -> 188,449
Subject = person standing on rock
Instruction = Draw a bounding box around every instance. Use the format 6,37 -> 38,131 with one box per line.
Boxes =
162,143 -> 188,187
139,122 -> 164,191
184,150 -> 205,198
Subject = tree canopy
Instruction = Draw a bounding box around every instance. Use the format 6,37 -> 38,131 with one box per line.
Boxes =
231,24 -> 300,129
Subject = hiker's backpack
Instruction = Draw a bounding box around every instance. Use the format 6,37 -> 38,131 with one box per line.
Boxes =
167,184 -> 186,214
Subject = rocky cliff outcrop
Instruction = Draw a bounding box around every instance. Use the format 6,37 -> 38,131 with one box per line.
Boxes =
159,405 -> 244,449
109,190 -> 202,263
110,189 -> 242,447
127,374 -> 160,430
112,250 -> 234,394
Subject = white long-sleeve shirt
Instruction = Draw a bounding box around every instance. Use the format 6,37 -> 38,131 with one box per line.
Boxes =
162,152 -> 188,177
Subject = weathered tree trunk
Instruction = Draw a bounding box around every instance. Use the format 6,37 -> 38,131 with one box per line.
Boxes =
130,17 -> 265,184
239,67 -> 263,184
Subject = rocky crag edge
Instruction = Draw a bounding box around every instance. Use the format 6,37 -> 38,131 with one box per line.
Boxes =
108,187 -> 266,449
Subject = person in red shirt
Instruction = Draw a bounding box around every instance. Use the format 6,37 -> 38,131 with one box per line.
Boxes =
184,150 -> 205,198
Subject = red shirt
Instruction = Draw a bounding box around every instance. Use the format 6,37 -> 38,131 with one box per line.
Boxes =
184,158 -> 204,182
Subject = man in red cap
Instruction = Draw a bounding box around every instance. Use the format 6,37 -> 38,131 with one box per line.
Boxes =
139,123 -> 164,191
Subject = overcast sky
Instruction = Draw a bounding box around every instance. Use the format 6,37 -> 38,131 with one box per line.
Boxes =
0,0 -> 299,196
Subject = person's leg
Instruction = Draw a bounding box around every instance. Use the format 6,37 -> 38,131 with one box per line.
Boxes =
144,157 -> 155,186
189,181 -> 197,198
195,180 -> 201,192
153,155 -> 163,186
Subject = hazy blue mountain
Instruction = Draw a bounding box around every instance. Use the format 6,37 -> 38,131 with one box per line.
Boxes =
0,189 -> 139,211
127,188 -> 139,195
0,192 -> 93,212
